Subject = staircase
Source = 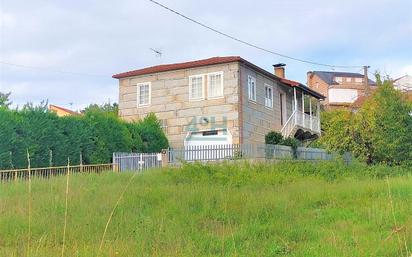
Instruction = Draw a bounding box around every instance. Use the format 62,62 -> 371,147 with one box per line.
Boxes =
280,110 -> 320,139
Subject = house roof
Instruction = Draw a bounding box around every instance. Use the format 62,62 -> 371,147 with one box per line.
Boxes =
49,104 -> 79,116
309,71 -> 376,86
112,56 -> 242,79
113,56 -> 325,99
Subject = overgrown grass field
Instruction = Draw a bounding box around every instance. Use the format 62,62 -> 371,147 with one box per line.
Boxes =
0,161 -> 411,257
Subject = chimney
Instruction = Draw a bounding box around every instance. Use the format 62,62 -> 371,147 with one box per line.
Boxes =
273,63 -> 286,78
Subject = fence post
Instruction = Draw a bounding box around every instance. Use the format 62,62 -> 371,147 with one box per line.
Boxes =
161,149 -> 169,168
80,152 -> 83,173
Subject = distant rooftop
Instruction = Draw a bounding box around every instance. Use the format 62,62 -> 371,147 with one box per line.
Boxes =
309,71 -> 376,85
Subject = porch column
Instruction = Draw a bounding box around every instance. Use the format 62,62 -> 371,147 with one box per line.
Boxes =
309,97 -> 313,130
302,91 -> 305,126
317,100 -> 321,132
293,88 -> 297,124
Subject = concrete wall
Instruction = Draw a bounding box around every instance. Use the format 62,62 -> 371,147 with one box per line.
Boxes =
239,63 -> 294,144
118,62 -> 240,148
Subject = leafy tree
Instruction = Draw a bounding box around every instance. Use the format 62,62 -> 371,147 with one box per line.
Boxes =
0,92 -> 12,109
320,74 -> 412,165
82,102 -> 118,116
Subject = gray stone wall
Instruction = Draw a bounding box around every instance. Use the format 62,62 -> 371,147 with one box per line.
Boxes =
118,62 -> 241,148
239,64 -> 294,144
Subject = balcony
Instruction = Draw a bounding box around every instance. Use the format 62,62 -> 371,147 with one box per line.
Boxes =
281,110 -> 321,139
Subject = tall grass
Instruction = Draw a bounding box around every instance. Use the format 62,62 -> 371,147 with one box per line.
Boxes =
0,160 -> 411,257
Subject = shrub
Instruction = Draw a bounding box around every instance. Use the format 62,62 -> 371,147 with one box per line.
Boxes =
134,113 -> 169,152
0,107 -> 169,168
265,131 -> 283,145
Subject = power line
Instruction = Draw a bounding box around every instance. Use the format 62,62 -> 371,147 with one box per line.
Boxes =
148,0 -> 362,69
0,61 -> 108,77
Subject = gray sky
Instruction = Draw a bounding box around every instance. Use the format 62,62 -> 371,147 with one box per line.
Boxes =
1,0 -> 411,110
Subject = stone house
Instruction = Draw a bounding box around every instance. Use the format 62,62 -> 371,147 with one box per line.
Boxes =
307,71 -> 376,109
113,56 -> 324,148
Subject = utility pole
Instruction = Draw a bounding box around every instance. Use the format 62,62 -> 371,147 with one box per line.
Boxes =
364,65 -> 370,96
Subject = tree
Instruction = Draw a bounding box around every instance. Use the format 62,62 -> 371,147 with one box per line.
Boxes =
0,92 -> 12,109
82,102 -> 118,116
320,74 -> 412,165
134,113 -> 169,152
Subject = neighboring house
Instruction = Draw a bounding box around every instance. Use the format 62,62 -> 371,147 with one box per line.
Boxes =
49,104 -> 79,117
307,71 -> 376,109
113,56 -> 324,148
393,75 -> 412,92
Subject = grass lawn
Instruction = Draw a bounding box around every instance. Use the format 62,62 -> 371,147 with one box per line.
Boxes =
0,161 -> 411,257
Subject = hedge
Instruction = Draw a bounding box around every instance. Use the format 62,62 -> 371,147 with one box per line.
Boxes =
0,107 -> 168,169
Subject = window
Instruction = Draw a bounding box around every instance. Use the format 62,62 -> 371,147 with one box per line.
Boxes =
335,77 -> 343,83
264,84 -> 273,108
137,82 -> 151,106
248,75 -> 256,101
346,77 -> 352,82
208,72 -> 223,98
189,75 -> 204,100
355,77 -> 363,83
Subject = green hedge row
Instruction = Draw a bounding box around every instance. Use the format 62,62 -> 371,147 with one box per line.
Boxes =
0,107 -> 168,169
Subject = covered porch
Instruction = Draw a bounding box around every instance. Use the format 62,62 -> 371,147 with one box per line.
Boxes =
280,79 -> 325,140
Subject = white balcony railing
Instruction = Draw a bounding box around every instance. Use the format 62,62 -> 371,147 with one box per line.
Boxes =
280,110 -> 320,138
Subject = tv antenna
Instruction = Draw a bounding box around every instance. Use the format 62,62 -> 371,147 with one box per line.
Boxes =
149,48 -> 163,58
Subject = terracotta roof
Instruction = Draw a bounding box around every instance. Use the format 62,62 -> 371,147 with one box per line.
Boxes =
280,78 -> 325,99
49,104 -> 79,115
112,56 -> 242,79
113,56 -> 325,99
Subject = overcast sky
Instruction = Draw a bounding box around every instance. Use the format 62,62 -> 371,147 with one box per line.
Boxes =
1,0 -> 411,110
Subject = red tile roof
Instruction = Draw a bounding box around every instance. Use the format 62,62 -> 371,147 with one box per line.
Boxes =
280,78 -> 325,99
112,56 -> 325,99
49,104 -> 79,115
112,56 -> 242,79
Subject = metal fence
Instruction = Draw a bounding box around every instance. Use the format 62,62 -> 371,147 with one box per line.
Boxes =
167,144 -> 349,165
112,144 -> 351,171
113,152 -> 162,172
0,163 -> 114,183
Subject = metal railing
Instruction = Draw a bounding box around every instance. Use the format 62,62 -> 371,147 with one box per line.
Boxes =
113,152 -> 162,172
167,144 -> 345,165
281,110 -> 320,137
0,163 -> 114,183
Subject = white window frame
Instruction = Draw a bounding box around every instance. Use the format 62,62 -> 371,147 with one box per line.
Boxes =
189,74 -> 205,101
248,75 -> 256,102
355,77 -> 363,83
264,84 -> 273,109
346,77 -> 352,82
137,82 -> 151,107
335,77 -> 343,83
207,72 -> 224,99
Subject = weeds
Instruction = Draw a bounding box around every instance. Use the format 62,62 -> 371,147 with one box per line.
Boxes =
0,161 -> 411,256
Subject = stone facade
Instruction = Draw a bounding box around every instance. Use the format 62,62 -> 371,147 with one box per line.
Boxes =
239,63 -> 294,144
118,62 -> 240,148
117,59 -> 315,148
